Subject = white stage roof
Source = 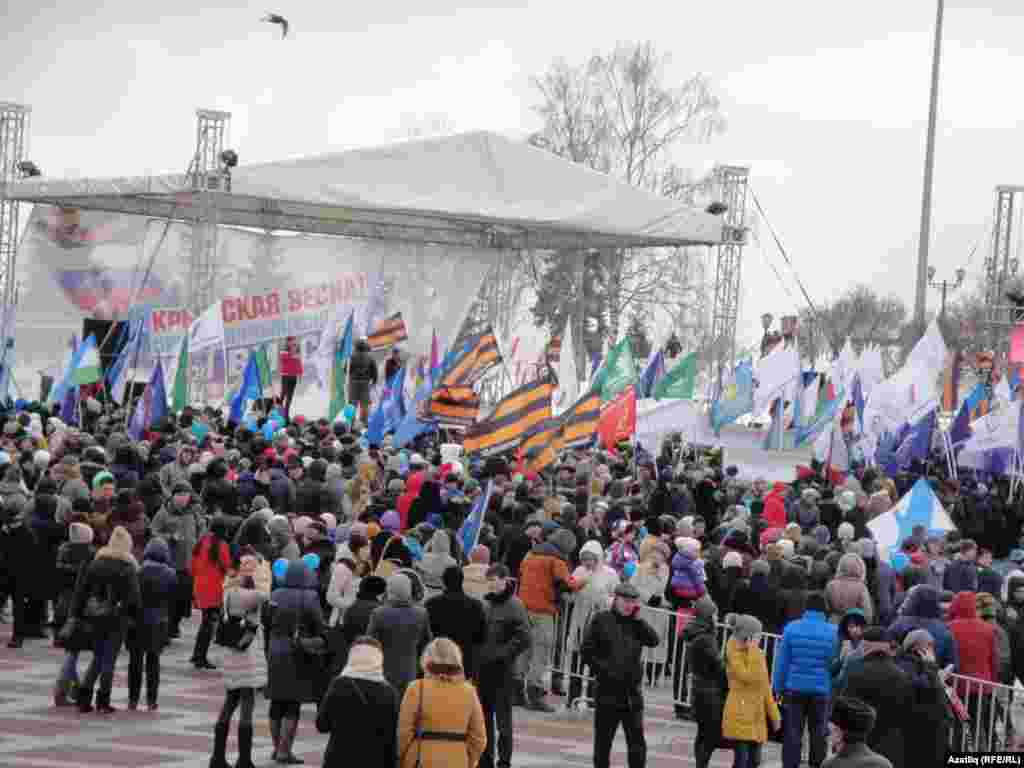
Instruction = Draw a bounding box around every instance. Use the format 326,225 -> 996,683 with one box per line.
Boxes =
4,131 -> 723,250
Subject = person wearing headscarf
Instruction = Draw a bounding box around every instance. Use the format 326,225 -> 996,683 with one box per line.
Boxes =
397,637 -> 486,768
70,526 -> 141,714
317,636 -> 398,768
894,629 -> 952,765
267,514 -> 300,561
210,553 -> 270,768
826,553 -> 874,625
127,538 -> 177,711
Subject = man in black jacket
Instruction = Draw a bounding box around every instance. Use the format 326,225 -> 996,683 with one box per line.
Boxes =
582,582 -> 660,768
478,564 -> 531,768
840,628 -> 914,768
681,596 -> 727,768
424,566 -> 488,681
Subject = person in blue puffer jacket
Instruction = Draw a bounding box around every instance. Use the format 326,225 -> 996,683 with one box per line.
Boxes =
669,537 -> 706,606
771,591 -> 838,768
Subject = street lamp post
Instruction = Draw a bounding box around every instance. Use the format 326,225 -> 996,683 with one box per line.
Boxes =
914,0 -> 946,333
760,313 -> 774,358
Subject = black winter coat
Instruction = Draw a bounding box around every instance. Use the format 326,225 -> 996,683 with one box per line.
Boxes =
267,561 -> 327,703
842,651 -> 915,768
295,479 -> 333,518
425,587 -> 487,680
27,497 -> 66,600
0,519 -> 39,595
894,651 -> 952,767
581,609 -> 660,706
203,478 -> 240,518
129,539 -> 177,653
317,676 -> 398,768
71,549 -> 142,634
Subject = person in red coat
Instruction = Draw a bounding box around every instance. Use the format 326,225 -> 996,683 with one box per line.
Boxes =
762,483 -> 789,528
189,519 -> 233,670
948,590 -> 999,691
278,336 -> 303,421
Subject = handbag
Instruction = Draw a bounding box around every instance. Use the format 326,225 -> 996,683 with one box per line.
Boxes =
767,694 -> 785,743
57,617 -> 96,652
399,680 -> 426,768
374,536 -> 401,579
215,593 -> 257,651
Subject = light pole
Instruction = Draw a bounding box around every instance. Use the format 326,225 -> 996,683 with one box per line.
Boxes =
927,266 -> 965,321
760,313 -> 774,358
914,0 -> 946,333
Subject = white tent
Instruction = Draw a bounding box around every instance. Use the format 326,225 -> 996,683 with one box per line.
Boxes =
6,131 -> 723,251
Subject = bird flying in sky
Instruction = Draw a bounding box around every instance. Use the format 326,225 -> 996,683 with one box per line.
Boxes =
261,13 -> 289,38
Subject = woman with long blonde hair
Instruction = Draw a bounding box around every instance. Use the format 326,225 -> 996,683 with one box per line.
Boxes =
397,638 -> 486,768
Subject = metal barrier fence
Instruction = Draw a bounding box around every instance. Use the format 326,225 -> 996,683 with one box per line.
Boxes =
542,600 -> 1020,753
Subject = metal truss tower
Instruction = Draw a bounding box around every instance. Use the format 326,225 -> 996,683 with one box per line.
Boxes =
0,103 -> 30,309
709,165 -> 750,391
187,109 -> 230,316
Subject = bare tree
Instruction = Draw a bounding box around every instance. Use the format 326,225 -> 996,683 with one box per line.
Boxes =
529,42 -> 726,342
797,285 -> 908,363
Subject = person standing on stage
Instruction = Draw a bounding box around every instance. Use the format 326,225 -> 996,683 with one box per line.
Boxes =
348,339 -> 378,425
278,337 -> 303,421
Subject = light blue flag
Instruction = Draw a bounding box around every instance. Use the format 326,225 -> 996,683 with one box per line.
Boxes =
866,477 -> 956,553
710,360 -> 754,435
230,350 -> 264,423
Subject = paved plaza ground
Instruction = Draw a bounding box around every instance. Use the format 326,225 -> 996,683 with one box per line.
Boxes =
0,617 -> 782,767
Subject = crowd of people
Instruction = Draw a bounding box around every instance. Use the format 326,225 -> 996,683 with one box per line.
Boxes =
1,362 -> 1024,768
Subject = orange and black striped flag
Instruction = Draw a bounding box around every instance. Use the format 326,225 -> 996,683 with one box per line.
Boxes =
367,312 -> 408,351
427,385 -> 480,429
559,389 -> 601,448
463,375 -> 555,456
520,417 -> 564,475
438,327 -> 502,388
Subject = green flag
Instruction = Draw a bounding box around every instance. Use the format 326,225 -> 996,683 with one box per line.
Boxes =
171,333 -> 190,412
328,313 -> 355,421
653,352 -> 698,400
600,338 -> 636,402
255,344 -> 272,390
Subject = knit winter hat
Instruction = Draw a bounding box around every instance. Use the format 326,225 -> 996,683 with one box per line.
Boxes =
677,537 -> 701,558
830,696 -> 877,740
751,559 -> 772,578
731,614 -> 762,643
837,522 -> 855,541
901,628 -> 935,652
343,640 -> 385,679
69,522 -> 94,545
251,495 -> 270,511
722,551 -> 744,570
386,573 -> 413,603
694,595 -> 718,620
92,471 -> 115,491
380,511 -> 401,532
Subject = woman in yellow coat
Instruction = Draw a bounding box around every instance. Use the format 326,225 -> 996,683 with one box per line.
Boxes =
722,615 -> 781,768
397,637 -> 487,768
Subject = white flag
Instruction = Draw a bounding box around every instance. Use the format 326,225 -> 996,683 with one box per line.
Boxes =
553,318 -> 579,417
188,303 -> 225,356
753,343 -> 800,416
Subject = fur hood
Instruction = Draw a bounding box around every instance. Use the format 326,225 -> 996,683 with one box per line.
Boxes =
95,525 -> 139,568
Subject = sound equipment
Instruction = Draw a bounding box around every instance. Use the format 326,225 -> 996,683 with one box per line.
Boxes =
81,318 -> 127,374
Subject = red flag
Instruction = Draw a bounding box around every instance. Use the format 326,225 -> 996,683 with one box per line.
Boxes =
598,385 -> 637,450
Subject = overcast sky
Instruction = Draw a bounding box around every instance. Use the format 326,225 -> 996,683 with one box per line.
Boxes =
5,0 -> 1024,352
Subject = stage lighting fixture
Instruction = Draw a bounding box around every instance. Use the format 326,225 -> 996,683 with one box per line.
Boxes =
705,202 -> 728,216
220,149 -> 239,169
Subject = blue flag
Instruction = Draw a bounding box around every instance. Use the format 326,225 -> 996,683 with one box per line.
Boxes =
128,360 -> 168,440
60,386 -> 78,425
711,360 -> 755,435
895,409 -> 936,467
458,480 -> 494,557
638,351 -> 665,399
366,366 -> 407,444
230,350 -> 264,423
851,374 -> 865,433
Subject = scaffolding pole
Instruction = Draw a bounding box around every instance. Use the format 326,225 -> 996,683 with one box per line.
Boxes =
0,102 -> 30,309
709,165 -> 750,395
